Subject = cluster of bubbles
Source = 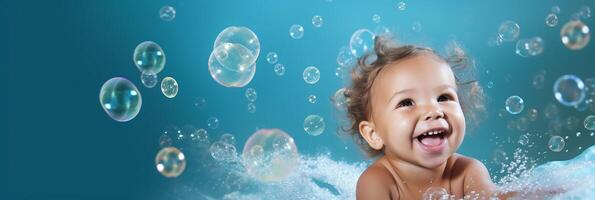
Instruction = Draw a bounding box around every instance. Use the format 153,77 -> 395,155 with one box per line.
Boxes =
333,28 -> 376,80
133,41 -> 179,98
242,129 -> 299,182
304,114 -> 326,136
266,51 -> 286,76
505,95 -> 524,115
155,147 -> 186,178
209,26 -> 260,87
210,133 -> 238,162
303,66 -> 321,84
159,5 -> 176,22
245,88 -> 257,113
289,24 -> 305,39
99,77 -> 142,122
515,37 -> 544,57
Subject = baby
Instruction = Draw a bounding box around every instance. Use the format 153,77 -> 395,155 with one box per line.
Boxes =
343,37 -> 505,199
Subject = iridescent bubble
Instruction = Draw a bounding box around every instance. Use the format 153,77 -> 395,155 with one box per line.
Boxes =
266,52 -> 278,64
99,77 -> 142,122
505,95 -> 524,114
304,114 -> 325,136
411,21 -> 422,32
159,5 -> 176,22
372,14 -> 381,24
545,13 -> 558,27
423,186 -> 449,200
133,41 -> 166,74
303,66 -> 320,84
350,29 -> 375,58
560,20 -> 591,50
498,20 -> 521,42
208,44 -> 256,87
553,74 -> 586,107
273,63 -> 285,76
213,26 -> 260,61
308,94 -> 317,104
337,46 -> 356,67
585,115 -> 595,131
333,88 -> 349,110
247,102 -> 256,113
161,76 -> 179,98
207,117 -> 219,129
210,141 -> 237,162
141,72 -> 158,88
548,135 -> 565,152
397,1 -> 406,11
289,24 -> 304,39
311,15 -> 323,28
155,147 -> 186,178
242,129 -> 299,182
220,133 -> 236,146
245,88 -> 257,102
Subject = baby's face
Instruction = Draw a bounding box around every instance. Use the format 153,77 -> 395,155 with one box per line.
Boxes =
368,54 -> 465,168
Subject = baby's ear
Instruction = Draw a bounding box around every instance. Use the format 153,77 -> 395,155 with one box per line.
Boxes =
359,121 -> 384,150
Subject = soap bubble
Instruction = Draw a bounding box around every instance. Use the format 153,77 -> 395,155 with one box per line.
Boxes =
372,14 -> 381,23
193,128 -> 210,146
397,1 -> 406,11
492,150 -> 507,164
273,63 -> 285,76
208,44 -> 256,87
159,5 -> 176,21
155,147 -> 186,178
158,134 -> 173,147
242,129 -> 299,182
515,38 -> 531,57
220,133 -> 236,145
133,41 -> 166,74
585,115 -> 595,131
560,20 -> 591,50
140,72 -> 158,88
304,114 -> 325,136
245,88 -> 257,102
579,6 -> 591,19
412,21 -> 422,32
374,25 -> 391,36
160,76 -> 179,98
516,37 -> 544,57
210,141 -> 237,162
308,94 -> 317,104
533,70 -> 546,89
193,97 -> 207,110
289,24 -> 304,39
207,117 -> 219,129
335,66 -> 348,80
585,78 -> 595,96
333,88 -> 349,110
553,74 -> 586,107
527,108 -> 539,121
487,81 -> 494,89
548,135 -> 565,152
214,26 -> 260,61
545,13 -> 558,27
519,134 -> 529,146
498,20 -> 520,42
337,46 -> 356,67
99,77 -> 142,122
247,102 -> 256,113
303,66 -> 320,84
505,95 -> 524,114
212,43 -> 257,74
311,15 -> 323,28
551,6 -> 560,14
266,52 -> 278,64
422,186 -> 449,200
350,29 -> 375,58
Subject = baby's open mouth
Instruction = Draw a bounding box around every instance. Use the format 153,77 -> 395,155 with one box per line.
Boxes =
415,128 -> 449,147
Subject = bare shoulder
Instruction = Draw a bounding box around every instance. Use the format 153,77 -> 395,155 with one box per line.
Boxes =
356,159 -> 398,200
451,154 -> 495,194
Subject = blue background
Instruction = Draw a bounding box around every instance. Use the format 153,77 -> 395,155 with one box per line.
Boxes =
1,0 -> 594,199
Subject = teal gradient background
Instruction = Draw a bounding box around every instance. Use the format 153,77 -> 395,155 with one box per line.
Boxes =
1,0 -> 594,199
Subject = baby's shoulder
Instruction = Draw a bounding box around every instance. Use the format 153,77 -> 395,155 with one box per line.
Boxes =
450,153 -> 488,173
356,159 -> 399,199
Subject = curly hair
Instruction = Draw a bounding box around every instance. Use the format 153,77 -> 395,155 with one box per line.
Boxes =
339,36 -> 486,157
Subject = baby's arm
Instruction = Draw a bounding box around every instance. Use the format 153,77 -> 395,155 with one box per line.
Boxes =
356,165 -> 398,200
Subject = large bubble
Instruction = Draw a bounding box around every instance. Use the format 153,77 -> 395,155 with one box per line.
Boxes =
155,147 -> 186,178
213,26 -> 260,61
208,44 -> 256,87
561,20 -> 591,50
242,129 -> 299,182
304,114 -> 325,136
133,41 -> 166,74
350,29 -> 375,58
99,77 -> 142,122
553,74 -> 586,107
498,20 -> 520,42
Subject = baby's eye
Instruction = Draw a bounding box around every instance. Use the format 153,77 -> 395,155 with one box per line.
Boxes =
437,94 -> 453,102
396,98 -> 414,108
